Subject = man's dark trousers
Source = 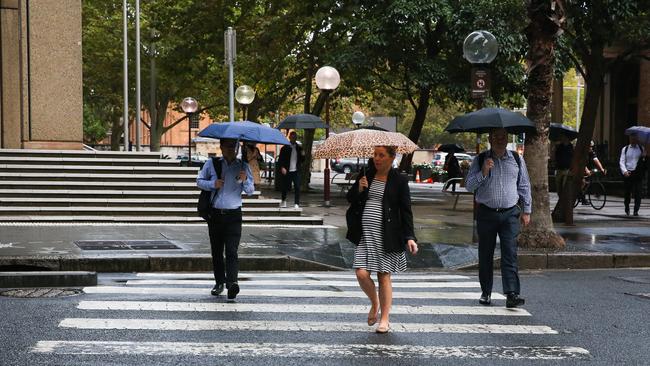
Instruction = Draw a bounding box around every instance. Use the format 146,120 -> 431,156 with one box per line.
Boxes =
477,205 -> 521,296
623,174 -> 642,214
281,171 -> 300,204
207,209 -> 242,286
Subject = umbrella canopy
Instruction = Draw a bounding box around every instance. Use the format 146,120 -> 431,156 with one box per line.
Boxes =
445,107 -> 536,134
360,125 -> 389,131
437,143 -> 465,153
313,129 -> 418,159
549,123 -> 579,141
277,114 -> 329,130
198,121 -> 290,145
625,126 -> 650,144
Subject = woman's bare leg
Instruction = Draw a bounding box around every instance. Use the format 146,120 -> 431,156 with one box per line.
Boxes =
356,268 -> 379,325
377,272 -> 393,331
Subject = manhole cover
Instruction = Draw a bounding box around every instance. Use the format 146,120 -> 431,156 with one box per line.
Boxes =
75,240 -> 180,250
0,288 -> 82,298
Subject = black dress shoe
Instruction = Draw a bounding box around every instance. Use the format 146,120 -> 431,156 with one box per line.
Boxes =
227,283 -> 240,300
634,212 -> 639,216
625,208 -> 630,216
506,293 -> 525,308
479,293 -> 491,305
211,284 -> 224,296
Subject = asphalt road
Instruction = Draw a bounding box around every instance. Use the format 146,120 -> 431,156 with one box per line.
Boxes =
1,268 -> 649,365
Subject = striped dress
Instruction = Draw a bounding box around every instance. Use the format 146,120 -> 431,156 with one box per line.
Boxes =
352,180 -> 407,273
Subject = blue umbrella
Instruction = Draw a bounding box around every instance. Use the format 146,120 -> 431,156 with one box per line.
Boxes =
198,121 -> 290,145
625,126 -> 650,144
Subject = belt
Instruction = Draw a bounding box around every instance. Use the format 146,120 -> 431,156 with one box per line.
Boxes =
479,204 -> 517,213
211,207 -> 242,214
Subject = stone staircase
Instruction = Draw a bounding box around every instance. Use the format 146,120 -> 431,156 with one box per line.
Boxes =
0,149 -> 323,225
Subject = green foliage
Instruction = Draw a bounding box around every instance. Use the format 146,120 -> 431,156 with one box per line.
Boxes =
83,104 -> 109,144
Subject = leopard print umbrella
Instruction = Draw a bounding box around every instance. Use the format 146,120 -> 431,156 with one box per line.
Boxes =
313,129 -> 419,159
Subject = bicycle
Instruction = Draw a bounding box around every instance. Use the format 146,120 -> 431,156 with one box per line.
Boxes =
573,169 -> 607,210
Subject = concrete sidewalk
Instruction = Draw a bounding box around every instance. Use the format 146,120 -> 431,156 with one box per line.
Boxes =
1,173 -> 649,283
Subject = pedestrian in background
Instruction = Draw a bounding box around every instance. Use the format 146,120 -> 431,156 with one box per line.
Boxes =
278,131 -> 304,208
554,134 -> 573,195
444,152 -> 462,192
465,128 -> 531,308
346,146 -> 418,334
197,138 -> 255,300
619,133 -> 646,216
242,142 -> 262,185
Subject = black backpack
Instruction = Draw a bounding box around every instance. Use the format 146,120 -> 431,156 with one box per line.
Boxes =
197,157 -> 222,220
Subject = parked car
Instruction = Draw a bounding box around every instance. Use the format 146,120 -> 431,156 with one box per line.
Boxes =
432,152 -> 473,168
330,157 -> 369,174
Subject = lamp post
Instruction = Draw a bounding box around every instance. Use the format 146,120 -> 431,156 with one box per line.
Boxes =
181,97 -> 198,165
315,66 -> 340,207
463,30 -> 498,243
235,85 -> 255,120
352,111 -> 365,171
463,30 -> 498,154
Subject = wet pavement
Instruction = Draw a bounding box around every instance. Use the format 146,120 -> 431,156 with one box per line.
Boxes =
0,173 -> 649,271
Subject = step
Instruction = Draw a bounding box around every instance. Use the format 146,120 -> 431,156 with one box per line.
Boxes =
0,215 -> 324,225
0,198 -> 279,207
0,172 -> 197,182
0,164 -> 199,175
0,189 -> 261,199
0,181 -> 197,190
0,156 -> 180,166
0,206 -> 302,217
0,149 -> 162,159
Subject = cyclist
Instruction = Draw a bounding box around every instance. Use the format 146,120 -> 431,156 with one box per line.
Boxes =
579,141 -> 607,204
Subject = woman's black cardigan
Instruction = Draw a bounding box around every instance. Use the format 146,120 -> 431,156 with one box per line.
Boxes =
345,168 -> 417,253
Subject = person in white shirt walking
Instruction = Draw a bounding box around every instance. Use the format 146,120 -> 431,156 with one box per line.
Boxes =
619,133 -> 647,216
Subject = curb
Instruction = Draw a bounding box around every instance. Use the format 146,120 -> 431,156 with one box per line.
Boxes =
454,252 -> 650,271
0,271 -> 97,288
0,255 -> 345,273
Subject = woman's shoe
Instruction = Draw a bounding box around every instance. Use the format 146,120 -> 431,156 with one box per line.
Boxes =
367,309 -> 379,326
375,323 -> 390,334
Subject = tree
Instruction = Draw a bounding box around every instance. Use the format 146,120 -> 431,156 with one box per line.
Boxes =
518,0 -> 566,250
553,0 -> 650,224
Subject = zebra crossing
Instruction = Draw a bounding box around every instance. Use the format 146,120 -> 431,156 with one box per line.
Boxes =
31,271 -> 590,362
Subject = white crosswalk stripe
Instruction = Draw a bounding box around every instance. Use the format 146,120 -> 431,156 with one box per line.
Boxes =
31,271 -> 590,361
124,279 -> 481,288
32,341 -> 590,360
77,300 -> 532,316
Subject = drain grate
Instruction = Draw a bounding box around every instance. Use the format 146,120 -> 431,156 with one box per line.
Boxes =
74,240 -> 180,250
1,288 -> 82,298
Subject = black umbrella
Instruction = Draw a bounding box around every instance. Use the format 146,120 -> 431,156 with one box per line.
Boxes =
437,143 -> 465,153
549,123 -> 578,141
277,114 -> 329,130
445,107 -> 536,134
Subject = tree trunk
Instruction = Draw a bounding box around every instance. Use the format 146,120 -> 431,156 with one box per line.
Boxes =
553,49 -> 606,224
110,115 -> 123,151
519,0 -> 565,250
150,96 -> 170,152
398,86 -> 431,172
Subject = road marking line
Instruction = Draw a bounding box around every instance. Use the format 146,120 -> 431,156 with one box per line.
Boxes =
58,318 -> 556,334
134,272 -> 472,281
31,341 -> 590,360
82,286 -> 504,300
124,279 -> 480,288
77,301 -> 530,316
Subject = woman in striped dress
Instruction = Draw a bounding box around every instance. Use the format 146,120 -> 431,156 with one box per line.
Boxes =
346,146 -> 418,333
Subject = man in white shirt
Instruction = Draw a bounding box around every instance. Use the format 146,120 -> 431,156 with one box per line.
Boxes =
619,133 -> 646,216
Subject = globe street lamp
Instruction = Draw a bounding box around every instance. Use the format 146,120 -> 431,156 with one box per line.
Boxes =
352,111 -> 365,129
235,85 -> 255,121
315,66 -> 340,207
463,30 -> 498,153
181,97 -> 198,165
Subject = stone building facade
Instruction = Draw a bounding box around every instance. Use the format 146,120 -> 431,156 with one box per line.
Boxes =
0,0 -> 82,150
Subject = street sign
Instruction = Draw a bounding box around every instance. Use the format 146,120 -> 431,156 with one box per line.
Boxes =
471,67 -> 490,99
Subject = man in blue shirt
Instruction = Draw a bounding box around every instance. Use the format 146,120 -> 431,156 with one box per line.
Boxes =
197,138 -> 255,300
466,128 -> 532,308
